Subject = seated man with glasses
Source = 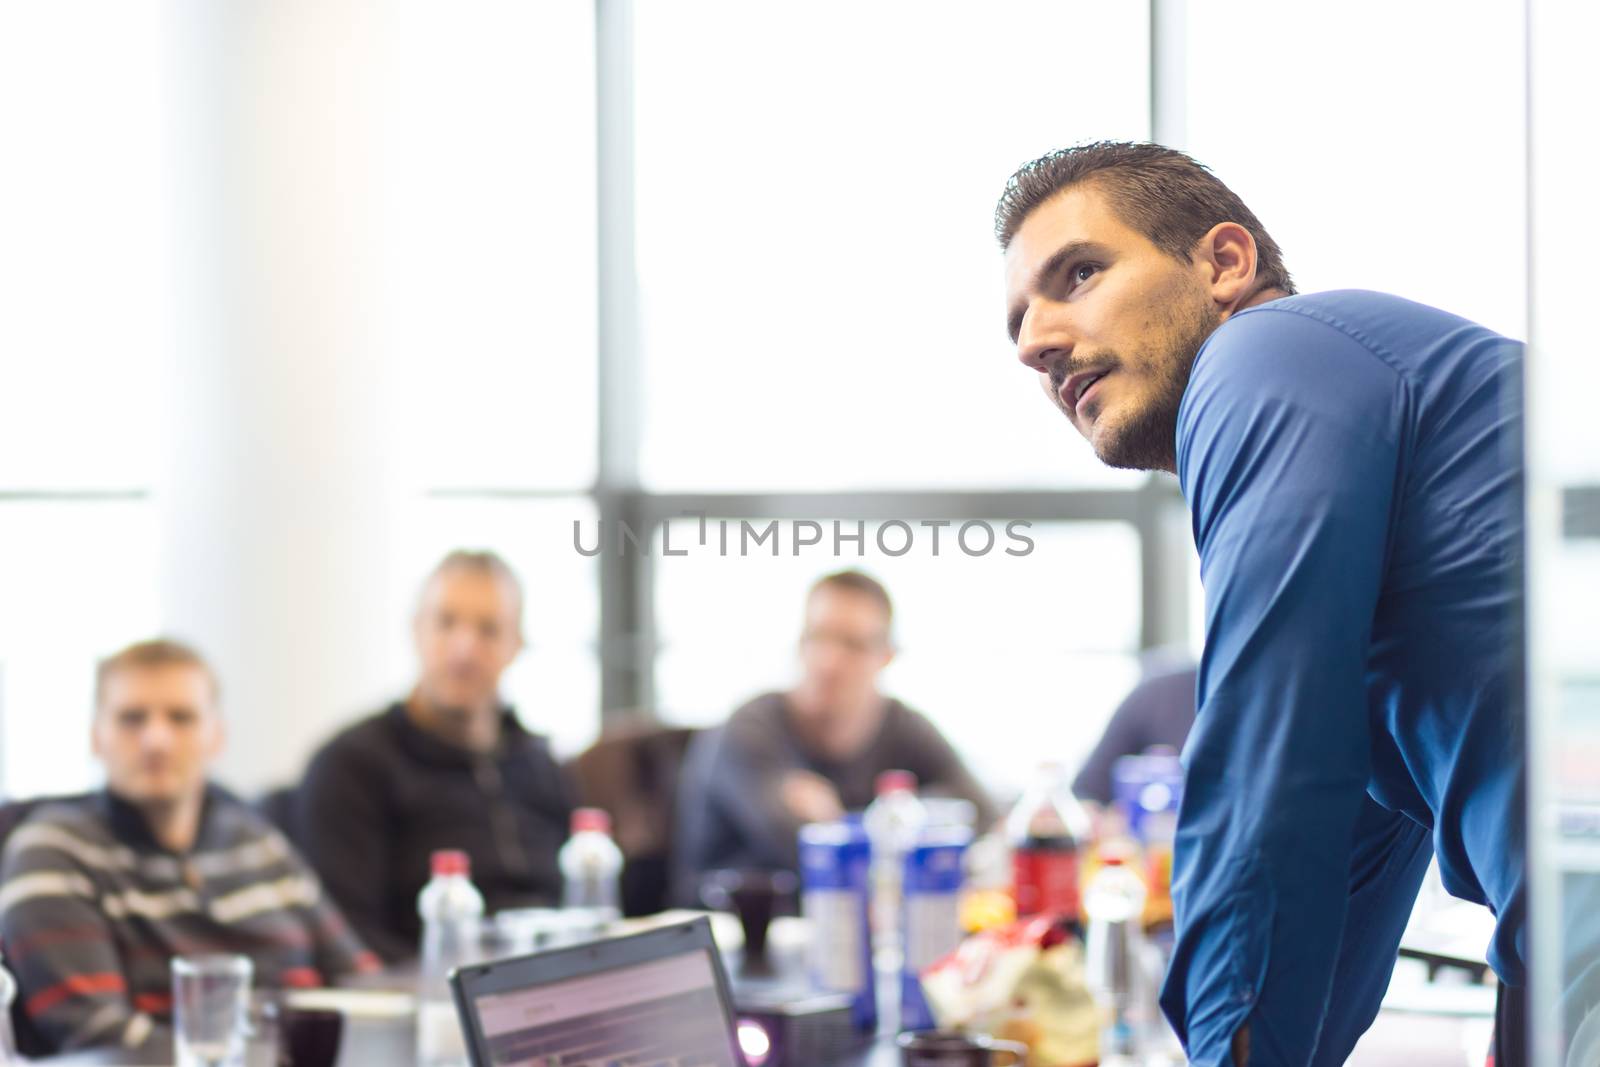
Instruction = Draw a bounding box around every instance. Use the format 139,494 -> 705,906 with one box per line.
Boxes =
674,570 -> 995,894
0,639 -> 378,1056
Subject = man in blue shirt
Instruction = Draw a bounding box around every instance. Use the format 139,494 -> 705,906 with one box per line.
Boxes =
995,142 -> 1526,1065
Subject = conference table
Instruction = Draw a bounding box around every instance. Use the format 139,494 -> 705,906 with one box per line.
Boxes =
38,908 -> 1496,1066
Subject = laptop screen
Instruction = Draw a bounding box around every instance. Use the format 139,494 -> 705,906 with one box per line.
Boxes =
471,946 -> 741,1067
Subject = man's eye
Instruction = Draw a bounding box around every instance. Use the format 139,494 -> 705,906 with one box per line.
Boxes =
1071,263 -> 1099,286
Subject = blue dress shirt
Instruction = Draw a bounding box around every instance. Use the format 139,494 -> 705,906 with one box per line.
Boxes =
1164,290 -> 1525,1065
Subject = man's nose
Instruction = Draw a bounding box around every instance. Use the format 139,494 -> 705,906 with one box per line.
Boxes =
1015,304 -> 1071,374
141,719 -> 176,751
445,625 -> 481,657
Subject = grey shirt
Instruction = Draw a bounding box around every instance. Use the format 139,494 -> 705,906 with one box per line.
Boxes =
675,691 -> 995,893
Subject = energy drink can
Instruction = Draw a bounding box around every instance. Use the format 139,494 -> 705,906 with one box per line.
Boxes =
798,818 -> 876,1033
900,827 -> 971,1032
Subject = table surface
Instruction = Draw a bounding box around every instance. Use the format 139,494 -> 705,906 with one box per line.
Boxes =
35,911 -> 1494,1067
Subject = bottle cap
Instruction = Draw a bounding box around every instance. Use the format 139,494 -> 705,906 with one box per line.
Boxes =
874,769 -> 917,795
431,849 -> 470,877
571,807 -> 612,834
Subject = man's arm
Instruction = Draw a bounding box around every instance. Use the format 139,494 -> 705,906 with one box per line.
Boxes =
277,838 -> 384,983
1072,687 -> 1158,806
706,702 -> 817,871
294,738 -> 413,964
0,826 -> 169,1052
1162,308 -> 1406,1066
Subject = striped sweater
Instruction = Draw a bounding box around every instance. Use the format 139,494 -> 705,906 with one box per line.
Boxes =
0,787 -> 381,1054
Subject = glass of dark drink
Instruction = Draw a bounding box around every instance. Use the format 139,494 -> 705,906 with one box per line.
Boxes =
277,1006 -> 343,1067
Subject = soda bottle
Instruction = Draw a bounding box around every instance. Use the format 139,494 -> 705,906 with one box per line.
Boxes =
559,807 -> 623,924
1006,761 -> 1092,923
416,849 -> 485,1067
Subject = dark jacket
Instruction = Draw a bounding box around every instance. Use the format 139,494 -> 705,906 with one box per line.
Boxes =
294,703 -> 573,963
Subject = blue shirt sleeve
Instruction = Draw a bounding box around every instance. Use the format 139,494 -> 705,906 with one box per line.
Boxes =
1164,307 -> 1409,1065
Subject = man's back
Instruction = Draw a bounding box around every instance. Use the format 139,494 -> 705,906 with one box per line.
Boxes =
1170,289 -> 1524,1061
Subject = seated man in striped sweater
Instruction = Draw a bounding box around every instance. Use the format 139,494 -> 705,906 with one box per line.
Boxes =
0,639 -> 380,1055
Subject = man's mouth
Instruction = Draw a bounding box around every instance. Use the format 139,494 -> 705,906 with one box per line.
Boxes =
1060,368 -> 1112,418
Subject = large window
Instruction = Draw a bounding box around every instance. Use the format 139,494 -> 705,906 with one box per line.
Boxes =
0,502 -> 160,797
375,0 -> 599,495
653,519 -> 1142,793
631,2 -> 1151,492
0,3 -> 176,795
1182,0 -> 1526,340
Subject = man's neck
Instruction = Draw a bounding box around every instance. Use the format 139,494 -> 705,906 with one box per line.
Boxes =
136,791 -> 205,854
406,690 -> 502,754
1225,284 -> 1290,320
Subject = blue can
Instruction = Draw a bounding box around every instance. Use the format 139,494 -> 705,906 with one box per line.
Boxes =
900,827 -> 971,1032
798,818 -> 875,1033
1111,751 -> 1184,843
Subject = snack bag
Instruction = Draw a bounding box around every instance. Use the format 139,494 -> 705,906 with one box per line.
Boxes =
919,916 -> 1099,1067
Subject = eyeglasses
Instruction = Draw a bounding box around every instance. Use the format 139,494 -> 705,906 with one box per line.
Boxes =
799,630 -> 888,657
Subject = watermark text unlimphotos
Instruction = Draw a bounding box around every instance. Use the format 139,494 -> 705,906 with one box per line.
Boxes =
573,516 -> 1034,558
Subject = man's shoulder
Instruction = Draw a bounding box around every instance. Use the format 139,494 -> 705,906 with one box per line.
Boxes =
879,698 -> 949,745
1200,290 -> 1399,373
1204,289 -> 1515,379
718,692 -> 798,755
307,705 -> 405,771
727,691 -> 788,729
1,795 -> 122,875
1179,291 -> 1411,452
204,787 -> 292,847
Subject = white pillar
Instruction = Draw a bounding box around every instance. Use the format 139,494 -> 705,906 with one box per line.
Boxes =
160,0 -> 406,793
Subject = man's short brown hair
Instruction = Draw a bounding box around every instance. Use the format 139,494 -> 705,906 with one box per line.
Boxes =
808,569 -> 894,627
95,638 -> 220,709
994,140 -> 1296,296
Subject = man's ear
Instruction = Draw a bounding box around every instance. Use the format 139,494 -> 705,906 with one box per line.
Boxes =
1194,221 -> 1260,309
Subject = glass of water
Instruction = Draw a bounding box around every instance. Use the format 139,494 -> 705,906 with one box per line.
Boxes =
173,955 -> 253,1067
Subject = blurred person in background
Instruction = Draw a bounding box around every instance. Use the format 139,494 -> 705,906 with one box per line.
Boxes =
294,550 -> 572,963
0,640 -> 377,1056
1071,659 -> 1196,807
997,141 -> 1528,1066
674,570 -> 994,897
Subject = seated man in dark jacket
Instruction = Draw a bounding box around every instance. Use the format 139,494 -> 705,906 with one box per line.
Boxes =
294,550 -> 573,963
675,570 -> 994,897
0,639 -> 378,1056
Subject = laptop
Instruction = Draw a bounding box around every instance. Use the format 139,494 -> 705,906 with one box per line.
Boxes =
450,916 -> 745,1067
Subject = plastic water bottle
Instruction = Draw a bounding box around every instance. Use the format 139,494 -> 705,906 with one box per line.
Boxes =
0,949 -> 19,1064
1083,853 -> 1151,1065
416,849 -> 484,1067
862,770 -> 927,978
559,808 -> 623,925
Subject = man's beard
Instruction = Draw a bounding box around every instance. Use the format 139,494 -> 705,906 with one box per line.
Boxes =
1078,297 -> 1220,473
